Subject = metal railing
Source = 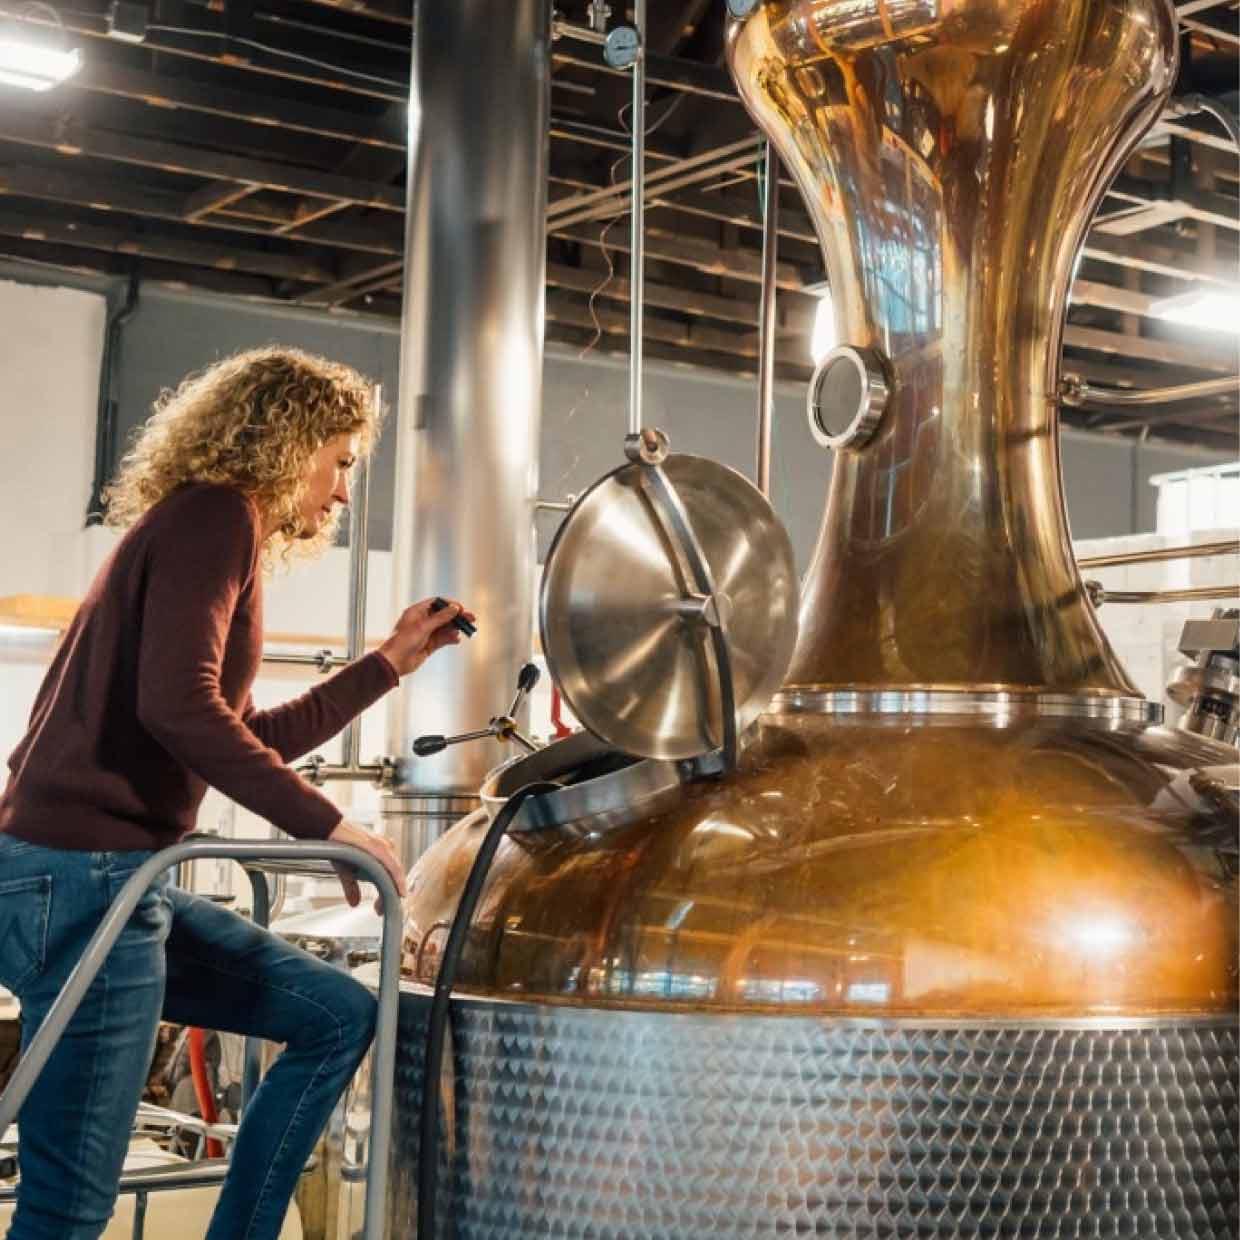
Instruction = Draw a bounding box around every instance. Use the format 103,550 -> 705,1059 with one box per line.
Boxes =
0,839 -> 401,1240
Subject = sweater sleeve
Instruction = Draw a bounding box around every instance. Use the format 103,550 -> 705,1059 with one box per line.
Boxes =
241,650 -> 399,762
134,488 -> 343,840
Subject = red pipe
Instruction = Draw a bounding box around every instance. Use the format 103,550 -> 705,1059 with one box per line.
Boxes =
187,1027 -> 224,1158
550,686 -> 573,739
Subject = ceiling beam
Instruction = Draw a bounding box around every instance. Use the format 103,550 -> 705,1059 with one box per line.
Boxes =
1082,231 -> 1239,285
0,162 -> 403,255
1063,323 -> 1237,373
550,219 -> 814,290
1108,173 -> 1240,232
183,182 -> 260,222
1071,275 -> 1240,317
551,44 -> 737,103
545,320 -> 812,388
0,207 -> 334,283
546,261 -> 814,334
545,289 -> 813,368
63,60 -> 405,149
0,110 -> 404,211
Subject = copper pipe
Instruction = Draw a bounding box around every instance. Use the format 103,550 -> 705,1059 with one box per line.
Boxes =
1062,374 -> 1238,407
1090,583 -> 1239,605
1077,538 -> 1236,569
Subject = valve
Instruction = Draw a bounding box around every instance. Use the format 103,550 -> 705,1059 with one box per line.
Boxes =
413,663 -> 542,758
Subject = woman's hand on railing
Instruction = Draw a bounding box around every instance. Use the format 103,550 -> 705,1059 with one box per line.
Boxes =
326,820 -> 407,913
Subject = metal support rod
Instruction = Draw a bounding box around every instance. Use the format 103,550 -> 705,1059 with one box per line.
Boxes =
1088,582 -> 1239,605
298,763 -> 390,785
0,840 -> 402,1240
756,140 -> 779,497
341,382 -> 377,771
132,1189 -> 148,1240
1062,374 -> 1239,407
628,0 -> 647,438
241,867 -> 272,1109
1077,538 -> 1235,569
551,18 -> 606,45
262,650 -> 345,672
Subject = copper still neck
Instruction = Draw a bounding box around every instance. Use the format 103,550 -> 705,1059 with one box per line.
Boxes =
727,0 -> 1177,697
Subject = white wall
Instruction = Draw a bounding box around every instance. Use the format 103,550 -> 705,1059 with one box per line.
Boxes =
0,279 -> 106,599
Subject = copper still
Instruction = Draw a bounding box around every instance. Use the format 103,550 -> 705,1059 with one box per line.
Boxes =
388,0 -> 1239,1233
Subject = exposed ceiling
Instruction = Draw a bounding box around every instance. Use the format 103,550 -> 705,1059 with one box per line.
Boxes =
0,0 -> 1236,447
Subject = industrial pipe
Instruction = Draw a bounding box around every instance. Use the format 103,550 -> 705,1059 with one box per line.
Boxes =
1061,374 -> 1239,407
385,0 -> 548,810
1167,92 -> 1240,150
261,650 -> 345,673
755,140 -> 779,497
186,1028 -> 224,1159
1077,538 -> 1236,569
551,19 -> 606,45
340,383 -> 377,772
1086,581 -> 1239,606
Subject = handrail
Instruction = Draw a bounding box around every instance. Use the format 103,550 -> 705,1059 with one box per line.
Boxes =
0,839 -> 401,1240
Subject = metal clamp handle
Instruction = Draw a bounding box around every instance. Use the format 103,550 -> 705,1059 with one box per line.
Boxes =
639,456 -> 739,772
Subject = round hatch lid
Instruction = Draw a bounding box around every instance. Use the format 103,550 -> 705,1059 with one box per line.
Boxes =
539,452 -> 799,760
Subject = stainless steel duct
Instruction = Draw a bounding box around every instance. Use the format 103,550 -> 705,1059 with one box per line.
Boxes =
383,0 -> 550,852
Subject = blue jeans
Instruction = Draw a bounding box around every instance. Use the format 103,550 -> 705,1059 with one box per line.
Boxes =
0,834 -> 376,1240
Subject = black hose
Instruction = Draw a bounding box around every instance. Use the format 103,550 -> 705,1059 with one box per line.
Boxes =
417,780 -> 559,1239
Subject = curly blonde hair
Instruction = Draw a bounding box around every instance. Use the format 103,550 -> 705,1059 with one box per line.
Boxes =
105,346 -> 382,562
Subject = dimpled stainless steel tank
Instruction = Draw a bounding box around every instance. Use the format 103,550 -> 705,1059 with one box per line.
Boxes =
388,1 -> 1239,1235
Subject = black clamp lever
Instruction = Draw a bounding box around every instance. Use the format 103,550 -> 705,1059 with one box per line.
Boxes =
413,662 -> 541,758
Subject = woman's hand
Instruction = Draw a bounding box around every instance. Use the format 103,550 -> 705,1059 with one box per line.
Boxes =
378,597 -> 476,678
327,818 -> 407,913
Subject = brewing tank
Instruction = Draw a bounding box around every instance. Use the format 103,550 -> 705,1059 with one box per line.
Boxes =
388,0 -> 1239,1233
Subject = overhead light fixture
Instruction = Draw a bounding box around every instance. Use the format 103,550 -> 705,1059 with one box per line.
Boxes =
1150,289 -> 1240,334
809,284 -> 837,365
0,4 -> 81,92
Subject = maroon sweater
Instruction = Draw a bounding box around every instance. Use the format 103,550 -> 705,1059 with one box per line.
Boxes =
0,483 -> 398,851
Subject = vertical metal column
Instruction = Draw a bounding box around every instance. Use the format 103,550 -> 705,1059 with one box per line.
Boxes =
756,142 -> 779,497
627,0 -> 647,437
341,382 -> 377,772
386,1 -> 550,819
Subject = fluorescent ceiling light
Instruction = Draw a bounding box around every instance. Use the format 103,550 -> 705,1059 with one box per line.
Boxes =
0,37 -> 80,91
810,289 -> 837,365
1150,289 -> 1240,334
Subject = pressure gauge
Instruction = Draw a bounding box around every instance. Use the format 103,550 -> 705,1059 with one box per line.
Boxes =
603,25 -> 640,70
727,0 -> 762,16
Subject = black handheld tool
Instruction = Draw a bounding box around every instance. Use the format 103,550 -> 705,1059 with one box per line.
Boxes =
430,596 -> 477,637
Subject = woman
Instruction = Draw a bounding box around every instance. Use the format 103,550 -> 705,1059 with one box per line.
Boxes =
0,346 -> 472,1240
